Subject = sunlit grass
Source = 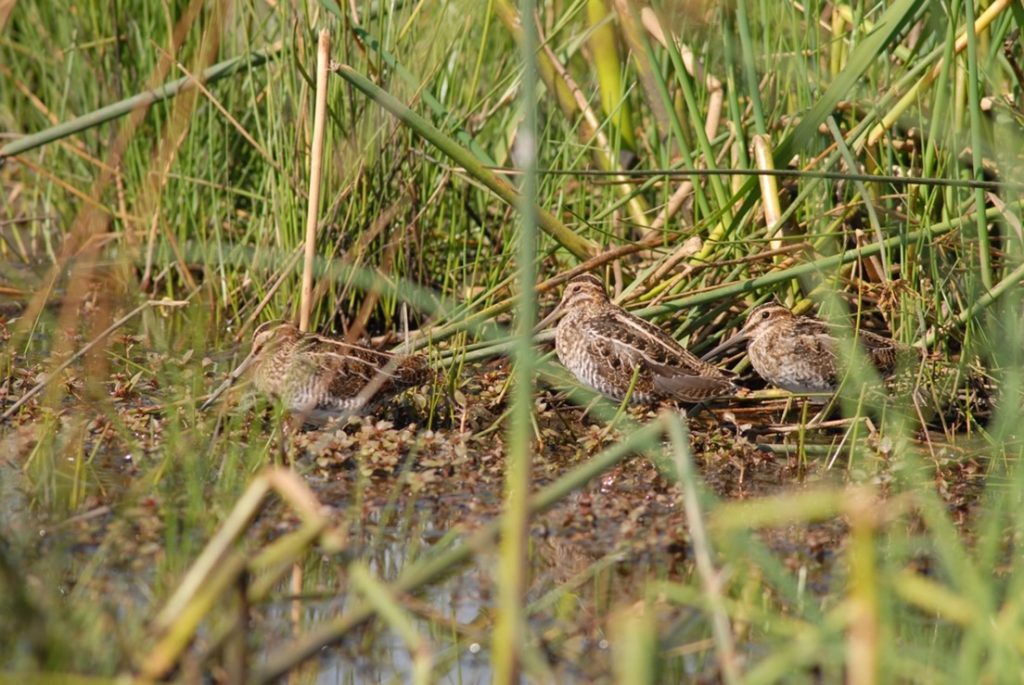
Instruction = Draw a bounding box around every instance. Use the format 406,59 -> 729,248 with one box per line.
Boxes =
1,0 -> 1023,682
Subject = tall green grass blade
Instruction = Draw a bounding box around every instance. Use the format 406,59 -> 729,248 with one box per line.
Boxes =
624,6 -> 713,221
667,415 -> 741,684
335,64 -> 597,260
963,0 -> 994,292
349,25 -> 498,166
776,0 -> 922,162
493,0 -> 540,678
733,1 -> 765,135
661,32 -> 730,215
0,48 -> 280,160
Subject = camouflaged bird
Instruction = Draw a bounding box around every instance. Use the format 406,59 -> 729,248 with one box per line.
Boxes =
551,274 -> 736,403
704,302 -> 922,394
201,321 -> 429,423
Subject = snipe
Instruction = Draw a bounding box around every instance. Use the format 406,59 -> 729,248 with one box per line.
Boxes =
703,302 -> 921,395
201,321 -> 429,423
548,274 -> 736,403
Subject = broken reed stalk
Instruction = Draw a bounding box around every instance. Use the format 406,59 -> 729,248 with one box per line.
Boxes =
181,521 -> 329,675
143,523 -> 331,680
299,28 -> 331,333
141,469 -> 340,680
752,134 -> 782,254
151,477 -> 271,632
254,418 -> 669,684
141,551 -> 251,679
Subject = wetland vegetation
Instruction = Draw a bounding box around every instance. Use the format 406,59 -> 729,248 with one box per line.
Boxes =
1,0 -> 1024,683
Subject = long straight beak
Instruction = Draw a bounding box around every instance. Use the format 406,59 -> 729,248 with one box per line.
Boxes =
701,331 -> 750,362
199,348 -> 258,411
533,302 -> 566,334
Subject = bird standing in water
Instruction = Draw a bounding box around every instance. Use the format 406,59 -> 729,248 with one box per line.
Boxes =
703,302 -> 921,395
201,320 -> 429,424
548,274 -> 736,404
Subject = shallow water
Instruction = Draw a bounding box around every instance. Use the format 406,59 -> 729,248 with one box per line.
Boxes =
0,341 -> 991,682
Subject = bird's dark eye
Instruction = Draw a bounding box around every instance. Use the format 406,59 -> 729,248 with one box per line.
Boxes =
761,310 -> 771,319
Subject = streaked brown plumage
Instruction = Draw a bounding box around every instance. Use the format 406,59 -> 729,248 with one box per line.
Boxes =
202,321 -> 428,423
705,303 -> 921,394
552,274 -> 736,403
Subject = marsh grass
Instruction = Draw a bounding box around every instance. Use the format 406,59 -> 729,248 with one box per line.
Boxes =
2,0 -> 1024,682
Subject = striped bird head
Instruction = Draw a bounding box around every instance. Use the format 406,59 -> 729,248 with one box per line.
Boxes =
740,303 -> 795,339
559,273 -> 609,310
